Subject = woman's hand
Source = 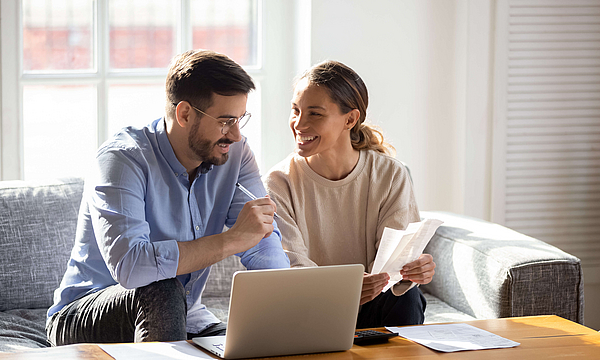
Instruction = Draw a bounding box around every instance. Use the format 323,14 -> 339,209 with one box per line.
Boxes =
400,253 -> 436,284
360,272 -> 389,305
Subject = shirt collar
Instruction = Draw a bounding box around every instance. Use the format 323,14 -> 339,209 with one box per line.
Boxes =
156,118 -> 188,177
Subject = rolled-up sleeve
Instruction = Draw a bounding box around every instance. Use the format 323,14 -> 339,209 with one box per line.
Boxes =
90,148 -> 179,289
238,226 -> 290,269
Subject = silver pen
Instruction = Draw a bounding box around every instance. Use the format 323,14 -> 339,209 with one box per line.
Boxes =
236,182 -> 280,218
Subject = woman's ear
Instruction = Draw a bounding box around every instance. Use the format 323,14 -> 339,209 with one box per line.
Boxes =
174,101 -> 195,129
346,109 -> 360,130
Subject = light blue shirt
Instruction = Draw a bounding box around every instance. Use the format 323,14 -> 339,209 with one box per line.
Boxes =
48,118 -> 290,333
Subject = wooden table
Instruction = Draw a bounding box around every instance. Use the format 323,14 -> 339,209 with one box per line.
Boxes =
2,315 -> 599,359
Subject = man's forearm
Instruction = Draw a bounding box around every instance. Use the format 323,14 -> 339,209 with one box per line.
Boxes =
176,232 -> 239,275
177,197 -> 283,275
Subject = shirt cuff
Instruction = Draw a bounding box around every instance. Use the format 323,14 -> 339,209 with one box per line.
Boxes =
153,239 -> 180,279
390,280 -> 418,296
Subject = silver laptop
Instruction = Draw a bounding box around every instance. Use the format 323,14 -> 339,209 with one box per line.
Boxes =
193,264 -> 364,359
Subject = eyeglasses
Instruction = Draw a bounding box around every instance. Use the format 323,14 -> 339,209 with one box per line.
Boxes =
172,102 -> 251,135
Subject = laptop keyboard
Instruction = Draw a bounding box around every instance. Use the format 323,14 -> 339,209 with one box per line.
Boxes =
212,343 -> 225,352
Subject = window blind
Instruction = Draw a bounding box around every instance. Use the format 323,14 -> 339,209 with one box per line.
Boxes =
493,0 -> 600,276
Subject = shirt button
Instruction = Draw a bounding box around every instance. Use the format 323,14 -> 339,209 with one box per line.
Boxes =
174,172 -> 179,177
186,291 -> 190,295
195,225 -> 200,231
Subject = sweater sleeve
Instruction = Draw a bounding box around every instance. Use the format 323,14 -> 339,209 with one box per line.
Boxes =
375,161 -> 422,297
263,169 -> 318,268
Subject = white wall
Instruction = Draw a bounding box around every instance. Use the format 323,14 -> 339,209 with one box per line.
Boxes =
308,0 -> 471,213
0,0 -> 21,180
259,0 -> 298,170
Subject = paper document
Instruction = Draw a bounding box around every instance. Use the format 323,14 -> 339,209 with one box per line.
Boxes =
371,219 -> 443,291
99,340 -> 213,359
385,323 -> 520,352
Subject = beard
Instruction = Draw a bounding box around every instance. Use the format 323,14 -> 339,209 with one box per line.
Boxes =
188,119 -> 232,166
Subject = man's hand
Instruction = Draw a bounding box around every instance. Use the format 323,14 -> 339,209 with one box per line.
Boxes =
361,272 -> 389,305
176,196 -> 278,275
227,196 -> 277,252
400,253 -> 436,284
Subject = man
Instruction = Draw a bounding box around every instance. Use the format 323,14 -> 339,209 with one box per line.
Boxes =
47,50 -> 289,345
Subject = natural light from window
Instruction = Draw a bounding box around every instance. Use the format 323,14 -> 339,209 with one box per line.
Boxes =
20,0 -> 260,180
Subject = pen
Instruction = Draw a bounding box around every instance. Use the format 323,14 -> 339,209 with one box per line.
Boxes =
236,182 -> 280,218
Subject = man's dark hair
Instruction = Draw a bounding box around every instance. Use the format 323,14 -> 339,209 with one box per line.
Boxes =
165,49 -> 255,119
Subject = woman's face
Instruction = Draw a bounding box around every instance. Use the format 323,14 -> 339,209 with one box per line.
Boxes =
289,78 -> 351,158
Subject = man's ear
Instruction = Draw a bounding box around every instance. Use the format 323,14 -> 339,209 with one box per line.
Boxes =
346,109 -> 360,130
174,101 -> 195,128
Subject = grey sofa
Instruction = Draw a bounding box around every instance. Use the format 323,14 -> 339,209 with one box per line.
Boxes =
0,178 -> 584,352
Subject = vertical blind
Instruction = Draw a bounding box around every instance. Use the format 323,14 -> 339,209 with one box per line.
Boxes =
494,0 -> 600,274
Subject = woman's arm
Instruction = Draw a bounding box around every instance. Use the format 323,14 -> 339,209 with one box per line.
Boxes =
263,169 -> 318,268
374,161 -> 435,296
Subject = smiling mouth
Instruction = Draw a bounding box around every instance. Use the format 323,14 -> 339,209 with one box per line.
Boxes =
216,140 -> 233,153
216,139 -> 233,146
297,135 -> 317,144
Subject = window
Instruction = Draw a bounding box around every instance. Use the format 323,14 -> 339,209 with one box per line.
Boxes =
2,0 -> 264,180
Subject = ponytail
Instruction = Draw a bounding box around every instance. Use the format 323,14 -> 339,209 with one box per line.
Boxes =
350,122 -> 395,156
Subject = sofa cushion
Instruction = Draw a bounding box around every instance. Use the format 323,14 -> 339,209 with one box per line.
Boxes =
0,178 -> 84,311
422,293 -> 476,324
0,309 -> 48,352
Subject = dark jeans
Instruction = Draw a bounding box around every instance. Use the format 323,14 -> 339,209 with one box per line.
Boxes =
47,278 -> 225,346
187,322 -> 227,340
356,286 -> 426,328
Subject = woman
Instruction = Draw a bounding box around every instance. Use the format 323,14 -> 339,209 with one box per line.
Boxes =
264,60 -> 435,328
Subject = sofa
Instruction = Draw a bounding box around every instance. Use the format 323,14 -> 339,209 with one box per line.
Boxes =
0,178 -> 584,352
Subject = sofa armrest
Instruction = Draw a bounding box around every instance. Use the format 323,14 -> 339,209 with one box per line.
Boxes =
420,211 -> 584,324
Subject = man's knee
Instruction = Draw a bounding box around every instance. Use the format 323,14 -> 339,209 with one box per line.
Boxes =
133,278 -> 187,342
135,278 -> 187,312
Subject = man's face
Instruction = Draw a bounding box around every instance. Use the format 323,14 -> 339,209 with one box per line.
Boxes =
187,93 -> 246,166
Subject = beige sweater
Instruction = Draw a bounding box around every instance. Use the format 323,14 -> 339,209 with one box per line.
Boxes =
264,150 -> 421,295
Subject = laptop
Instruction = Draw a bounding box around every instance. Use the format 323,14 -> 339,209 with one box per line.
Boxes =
193,264 -> 364,359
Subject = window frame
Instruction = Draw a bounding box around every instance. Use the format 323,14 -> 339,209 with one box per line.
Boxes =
0,0 -> 279,180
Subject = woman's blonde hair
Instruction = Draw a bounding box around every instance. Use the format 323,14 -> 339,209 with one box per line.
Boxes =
297,60 -> 395,156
